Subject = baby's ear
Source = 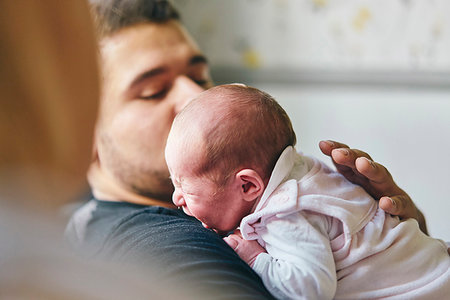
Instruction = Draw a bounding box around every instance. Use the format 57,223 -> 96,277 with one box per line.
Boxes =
235,169 -> 265,202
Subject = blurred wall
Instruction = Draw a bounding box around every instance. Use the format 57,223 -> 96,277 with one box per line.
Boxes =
174,0 -> 450,241
176,0 -> 450,72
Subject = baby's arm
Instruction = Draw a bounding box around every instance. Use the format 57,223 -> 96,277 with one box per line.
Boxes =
225,212 -> 336,300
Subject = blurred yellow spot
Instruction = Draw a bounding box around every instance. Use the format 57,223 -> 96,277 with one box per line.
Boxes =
431,19 -> 443,38
353,7 -> 371,31
198,18 -> 215,36
312,0 -> 328,7
242,49 -> 261,69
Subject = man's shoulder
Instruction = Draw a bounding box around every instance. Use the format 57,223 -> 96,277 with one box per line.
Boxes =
66,199 -> 236,272
65,199 -> 197,256
65,199 -> 275,299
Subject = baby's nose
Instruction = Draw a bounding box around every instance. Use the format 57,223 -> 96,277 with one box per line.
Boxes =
172,189 -> 185,207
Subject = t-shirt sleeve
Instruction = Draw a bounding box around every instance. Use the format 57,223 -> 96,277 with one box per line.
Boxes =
102,209 -> 275,299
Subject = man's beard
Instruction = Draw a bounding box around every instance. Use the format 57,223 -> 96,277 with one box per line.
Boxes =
99,134 -> 174,202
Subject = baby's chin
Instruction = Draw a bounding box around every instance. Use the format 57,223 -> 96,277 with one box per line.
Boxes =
201,223 -> 222,235
202,223 -> 236,237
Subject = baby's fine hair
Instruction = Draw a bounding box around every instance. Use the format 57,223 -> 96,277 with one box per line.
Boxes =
174,84 -> 297,186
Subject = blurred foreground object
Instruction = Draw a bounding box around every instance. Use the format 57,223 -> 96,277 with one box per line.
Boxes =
0,0 -> 98,214
0,1 -> 189,298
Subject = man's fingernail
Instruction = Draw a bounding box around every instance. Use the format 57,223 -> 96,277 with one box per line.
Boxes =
325,140 -> 335,147
366,158 -> 376,168
338,149 -> 349,156
387,197 -> 396,208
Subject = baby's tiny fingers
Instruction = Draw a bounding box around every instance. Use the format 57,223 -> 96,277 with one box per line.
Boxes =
223,236 -> 239,250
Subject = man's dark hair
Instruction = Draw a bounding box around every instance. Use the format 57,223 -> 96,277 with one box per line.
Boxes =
89,0 -> 180,37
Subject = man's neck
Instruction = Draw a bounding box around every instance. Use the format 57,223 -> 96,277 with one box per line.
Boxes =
87,161 -> 176,209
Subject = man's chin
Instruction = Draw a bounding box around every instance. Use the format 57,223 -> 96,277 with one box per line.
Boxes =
137,189 -> 173,202
210,227 -> 230,237
215,230 -> 230,237
129,175 -> 174,202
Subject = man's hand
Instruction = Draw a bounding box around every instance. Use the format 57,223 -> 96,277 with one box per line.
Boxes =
319,140 -> 428,234
223,230 -> 266,267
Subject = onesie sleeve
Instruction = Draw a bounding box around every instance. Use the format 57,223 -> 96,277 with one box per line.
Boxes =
251,211 -> 337,300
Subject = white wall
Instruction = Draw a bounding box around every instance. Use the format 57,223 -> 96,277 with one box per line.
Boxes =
257,83 -> 450,241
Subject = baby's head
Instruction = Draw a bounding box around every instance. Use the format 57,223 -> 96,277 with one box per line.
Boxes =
165,84 -> 296,234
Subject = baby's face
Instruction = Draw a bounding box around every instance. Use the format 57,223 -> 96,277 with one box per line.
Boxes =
165,139 -> 252,235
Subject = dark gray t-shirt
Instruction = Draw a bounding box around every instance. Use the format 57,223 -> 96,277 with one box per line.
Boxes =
65,198 -> 274,299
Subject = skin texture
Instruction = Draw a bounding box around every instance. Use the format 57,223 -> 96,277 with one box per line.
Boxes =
89,20 -> 213,204
165,136 -> 259,235
165,89 -> 276,236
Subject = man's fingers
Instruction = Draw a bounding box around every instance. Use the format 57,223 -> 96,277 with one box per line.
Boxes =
355,157 -> 405,198
319,140 -> 349,156
379,195 -> 428,234
331,148 -> 373,168
319,140 -> 429,235
355,157 -> 393,184
379,196 -> 402,216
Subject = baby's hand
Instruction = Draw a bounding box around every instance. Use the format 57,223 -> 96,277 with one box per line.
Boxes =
223,230 -> 266,267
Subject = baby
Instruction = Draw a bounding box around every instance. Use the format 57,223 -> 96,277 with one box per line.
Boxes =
164,84 -> 449,299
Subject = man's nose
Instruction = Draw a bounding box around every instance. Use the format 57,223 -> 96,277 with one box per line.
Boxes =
172,189 -> 185,207
172,75 -> 205,114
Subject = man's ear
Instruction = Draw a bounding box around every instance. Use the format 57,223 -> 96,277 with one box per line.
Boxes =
235,169 -> 265,202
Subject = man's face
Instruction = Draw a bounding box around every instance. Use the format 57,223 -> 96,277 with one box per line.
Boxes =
96,20 -> 213,201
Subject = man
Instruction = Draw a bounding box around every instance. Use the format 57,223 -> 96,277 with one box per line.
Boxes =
66,0 -> 427,298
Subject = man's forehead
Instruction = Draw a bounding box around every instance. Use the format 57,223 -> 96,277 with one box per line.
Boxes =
101,25 -> 173,65
101,21 -> 198,57
100,21 -> 205,86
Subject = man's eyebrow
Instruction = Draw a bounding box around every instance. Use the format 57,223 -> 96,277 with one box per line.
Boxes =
189,55 -> 208,65
129,67 -> 166,88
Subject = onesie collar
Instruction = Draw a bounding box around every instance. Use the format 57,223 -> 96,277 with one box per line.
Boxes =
253,146 -> 297,212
